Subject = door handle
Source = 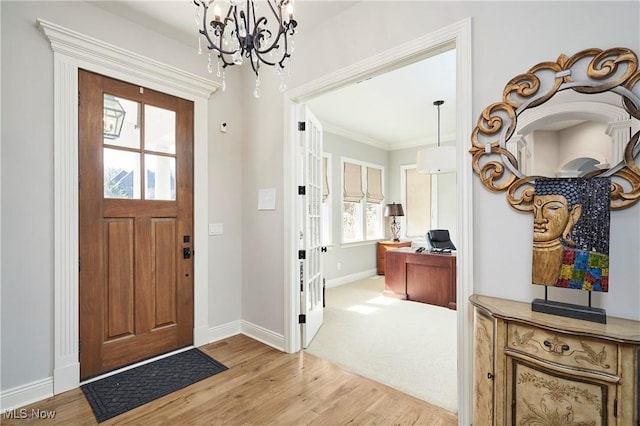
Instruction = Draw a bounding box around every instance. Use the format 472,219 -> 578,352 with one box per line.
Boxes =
183,247 -> 192,259
321,246 -> 327,253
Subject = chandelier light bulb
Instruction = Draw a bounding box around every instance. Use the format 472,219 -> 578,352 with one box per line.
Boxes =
287,3 -> 293,20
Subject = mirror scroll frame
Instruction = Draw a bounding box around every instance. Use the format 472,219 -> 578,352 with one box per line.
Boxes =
470,47 -> 640,212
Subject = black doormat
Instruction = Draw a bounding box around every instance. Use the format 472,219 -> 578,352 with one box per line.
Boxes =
81,348 -> 228,423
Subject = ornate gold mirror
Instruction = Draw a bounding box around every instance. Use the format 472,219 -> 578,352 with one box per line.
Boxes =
470,47 -> 640,212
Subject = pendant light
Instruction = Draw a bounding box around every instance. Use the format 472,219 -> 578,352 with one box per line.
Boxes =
417,100 -> 456,174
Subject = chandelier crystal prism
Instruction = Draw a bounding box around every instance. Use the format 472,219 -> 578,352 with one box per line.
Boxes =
194,0 -> 298,97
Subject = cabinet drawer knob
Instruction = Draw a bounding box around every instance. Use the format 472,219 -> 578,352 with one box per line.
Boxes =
487,372 -> 494,380
543,339 -> 570,352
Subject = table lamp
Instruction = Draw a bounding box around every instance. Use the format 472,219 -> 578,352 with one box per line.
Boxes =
384,202 -> 404,242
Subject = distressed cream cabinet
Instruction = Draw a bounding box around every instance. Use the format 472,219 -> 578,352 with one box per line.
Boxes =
470,294 -> 640,426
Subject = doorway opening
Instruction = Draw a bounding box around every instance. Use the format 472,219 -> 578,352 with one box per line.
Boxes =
299,49 -> 457,412
284,18 -> 474,421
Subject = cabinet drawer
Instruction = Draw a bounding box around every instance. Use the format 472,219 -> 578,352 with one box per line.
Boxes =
507,323 -> 617,375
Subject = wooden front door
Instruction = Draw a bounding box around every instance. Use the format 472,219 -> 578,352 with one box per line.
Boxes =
79,70 -> 194,379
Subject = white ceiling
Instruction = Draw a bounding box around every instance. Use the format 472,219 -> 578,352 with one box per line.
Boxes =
90,1 -> 359,47
307,49 -> 456,150
90,1 -> 456,151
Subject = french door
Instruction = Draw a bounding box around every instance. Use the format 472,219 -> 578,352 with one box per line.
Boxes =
298,106 -> 324,348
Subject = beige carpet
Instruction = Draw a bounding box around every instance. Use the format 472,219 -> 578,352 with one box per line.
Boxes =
305,275 -> 458,413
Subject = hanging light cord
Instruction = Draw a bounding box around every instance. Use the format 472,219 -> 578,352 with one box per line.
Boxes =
434,100 -> 444,147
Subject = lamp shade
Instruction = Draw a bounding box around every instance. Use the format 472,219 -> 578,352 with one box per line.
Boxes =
417,146 -> 456,174
384,202 -> 404,217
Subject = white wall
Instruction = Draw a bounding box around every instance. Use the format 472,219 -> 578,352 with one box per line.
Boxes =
207,66 -> 244,332
530,130 -> 560,176
558,122 -> 611,168
0,0 -> 243,393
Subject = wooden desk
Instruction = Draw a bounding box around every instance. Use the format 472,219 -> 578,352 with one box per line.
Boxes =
377,240 -> 412,275
384,248 -> 456,309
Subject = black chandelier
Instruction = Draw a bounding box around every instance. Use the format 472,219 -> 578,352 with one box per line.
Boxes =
194,0 -> 298,97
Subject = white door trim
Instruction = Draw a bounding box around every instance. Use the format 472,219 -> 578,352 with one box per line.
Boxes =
37,19 -> 217,394
283,18 -> 473,424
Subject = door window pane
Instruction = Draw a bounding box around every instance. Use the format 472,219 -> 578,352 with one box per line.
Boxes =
103,95 -> 140,149
145,105 -> 176,154
104,148 -> 141,199
145,154 -> 176,200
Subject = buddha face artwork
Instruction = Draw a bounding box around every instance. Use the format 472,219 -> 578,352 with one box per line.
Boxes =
531,177 -> 611,291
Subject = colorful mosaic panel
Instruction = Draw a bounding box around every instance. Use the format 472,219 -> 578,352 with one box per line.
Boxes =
555,248 -> 609,292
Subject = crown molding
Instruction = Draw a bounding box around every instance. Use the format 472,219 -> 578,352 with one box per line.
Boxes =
37,19 -> 219,99
322,121 -> 391,150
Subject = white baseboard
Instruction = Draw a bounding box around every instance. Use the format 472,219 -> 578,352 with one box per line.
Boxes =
207,320 -> 242,343
325,269 -> 378,288
0,377 -> 53,412
209,320 -> 285,352
240,321 -> 285,352
206,320 -> 285,352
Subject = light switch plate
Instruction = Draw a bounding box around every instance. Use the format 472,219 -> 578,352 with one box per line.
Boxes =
208,223 -> 223,235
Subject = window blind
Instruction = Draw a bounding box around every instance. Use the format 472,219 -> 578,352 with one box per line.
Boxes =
323,157 -> 329,202
406,168 -> 431,237
343,162 -> 364,202
366,167 -> 384,204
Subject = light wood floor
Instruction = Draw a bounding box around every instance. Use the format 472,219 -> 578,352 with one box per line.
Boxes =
1,335 -> 457,425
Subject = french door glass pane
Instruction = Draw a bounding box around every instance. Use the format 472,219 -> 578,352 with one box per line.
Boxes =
103,148 -> 141,199
145,105 -> 176,154
145,154 -> 176,200
103,95 -> 140,149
